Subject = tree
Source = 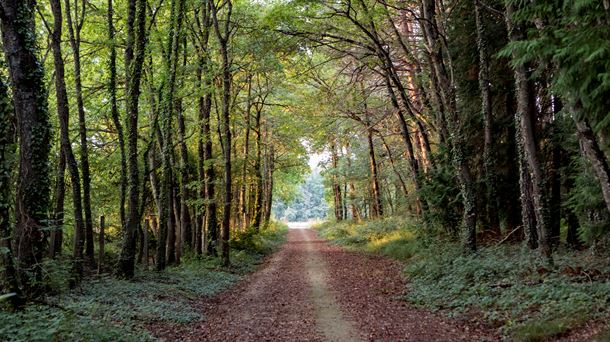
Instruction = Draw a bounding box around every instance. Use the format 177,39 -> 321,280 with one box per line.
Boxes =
64,0 -> 95,263
118,0 -> 148,278
211,0 -> 233,266
157,0 -> 186,271
0,74 -> 22,307
48,0 -> 87,278
0,0 -> 52,296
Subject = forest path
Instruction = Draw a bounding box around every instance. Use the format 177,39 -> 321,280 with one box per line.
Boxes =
154,224 -> 494,341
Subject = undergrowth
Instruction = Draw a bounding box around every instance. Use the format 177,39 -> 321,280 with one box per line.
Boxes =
316,216 -> 420,260
0,222 -> 288,342
316,219 -> 610,341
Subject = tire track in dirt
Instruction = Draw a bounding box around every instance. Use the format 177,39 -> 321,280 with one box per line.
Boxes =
299,227 -> 362,342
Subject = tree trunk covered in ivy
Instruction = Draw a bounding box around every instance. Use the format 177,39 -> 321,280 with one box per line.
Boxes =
574,116 -> 610,214
177,98 -> 191,253
194,1 -> 218,256
421,0 -> 477,252
0,75 -> 23,308
157,0 -> 185,270
107,0 -> 127,231
239,75 -> 253,230
474,0 -> 500,233
506,4 -> 551,259
211,0 -> 233,266
0,0 -> 52,297
118,0 -> 147,278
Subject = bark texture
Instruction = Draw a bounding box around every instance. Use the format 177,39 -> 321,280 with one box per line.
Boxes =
0,0 -> 53,296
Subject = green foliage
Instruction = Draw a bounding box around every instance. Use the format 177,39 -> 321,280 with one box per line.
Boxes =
511,319 -> 574,342
273,172 -> 328,222
404,243 -> 610,339
0,223 -> 287,342
0,259 -> 243,341
320,217 -> 610,340
0,304 -> 153,342
419,151 -> 461,234
231,221 -> 288,256
502,0 -> 610,132
567,156 -> 610,244
315,217 -> 421,260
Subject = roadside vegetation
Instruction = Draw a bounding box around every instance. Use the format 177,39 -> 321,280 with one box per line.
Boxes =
0,223 -> 287,342
316,219 -> 610,341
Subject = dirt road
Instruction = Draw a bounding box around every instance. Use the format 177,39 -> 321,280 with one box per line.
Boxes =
155,224 -> 493,341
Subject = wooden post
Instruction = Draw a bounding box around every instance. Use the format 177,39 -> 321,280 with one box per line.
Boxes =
97,215 -> 105,275
143,219 -> 149,266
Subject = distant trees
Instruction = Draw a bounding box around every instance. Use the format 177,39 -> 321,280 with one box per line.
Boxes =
273,173 -> 328,222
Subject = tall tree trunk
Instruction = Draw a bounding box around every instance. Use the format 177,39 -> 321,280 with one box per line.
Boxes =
51,150 -> 66,258
384,76 -> 425,214
506,4 -> 551,259
331,141 -> 344,221
50,0 -> 87,279
118,0 -> 147,278
64,0 -> 94,262
519,149 -> 538,248
252,107 -> 263,231
157,0 -> 185,270
211,0 -> 233,266
107,0 -> 127,231
475,0 -> 500,232
199,42 -> 218,256
421,0 -> 477,251
240,75 -> 253,230
195,1 -> 213,255
177,100 -> 191,252
263,144 -> 275,226
367,128 -> 383,217
1,0 -> 53,296
380,134 -> 409,197
0,75 -> 23,308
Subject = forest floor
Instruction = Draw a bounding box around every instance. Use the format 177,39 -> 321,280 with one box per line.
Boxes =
151,223 -> 494,341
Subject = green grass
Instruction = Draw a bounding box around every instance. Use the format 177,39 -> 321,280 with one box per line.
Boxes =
0,222 -> 288,342
317,218 -> 610,341
511,319 -> 574,342
315,217 -> 421,260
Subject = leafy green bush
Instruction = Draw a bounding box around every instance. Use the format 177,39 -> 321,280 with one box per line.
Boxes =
231,221 -> 288,255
